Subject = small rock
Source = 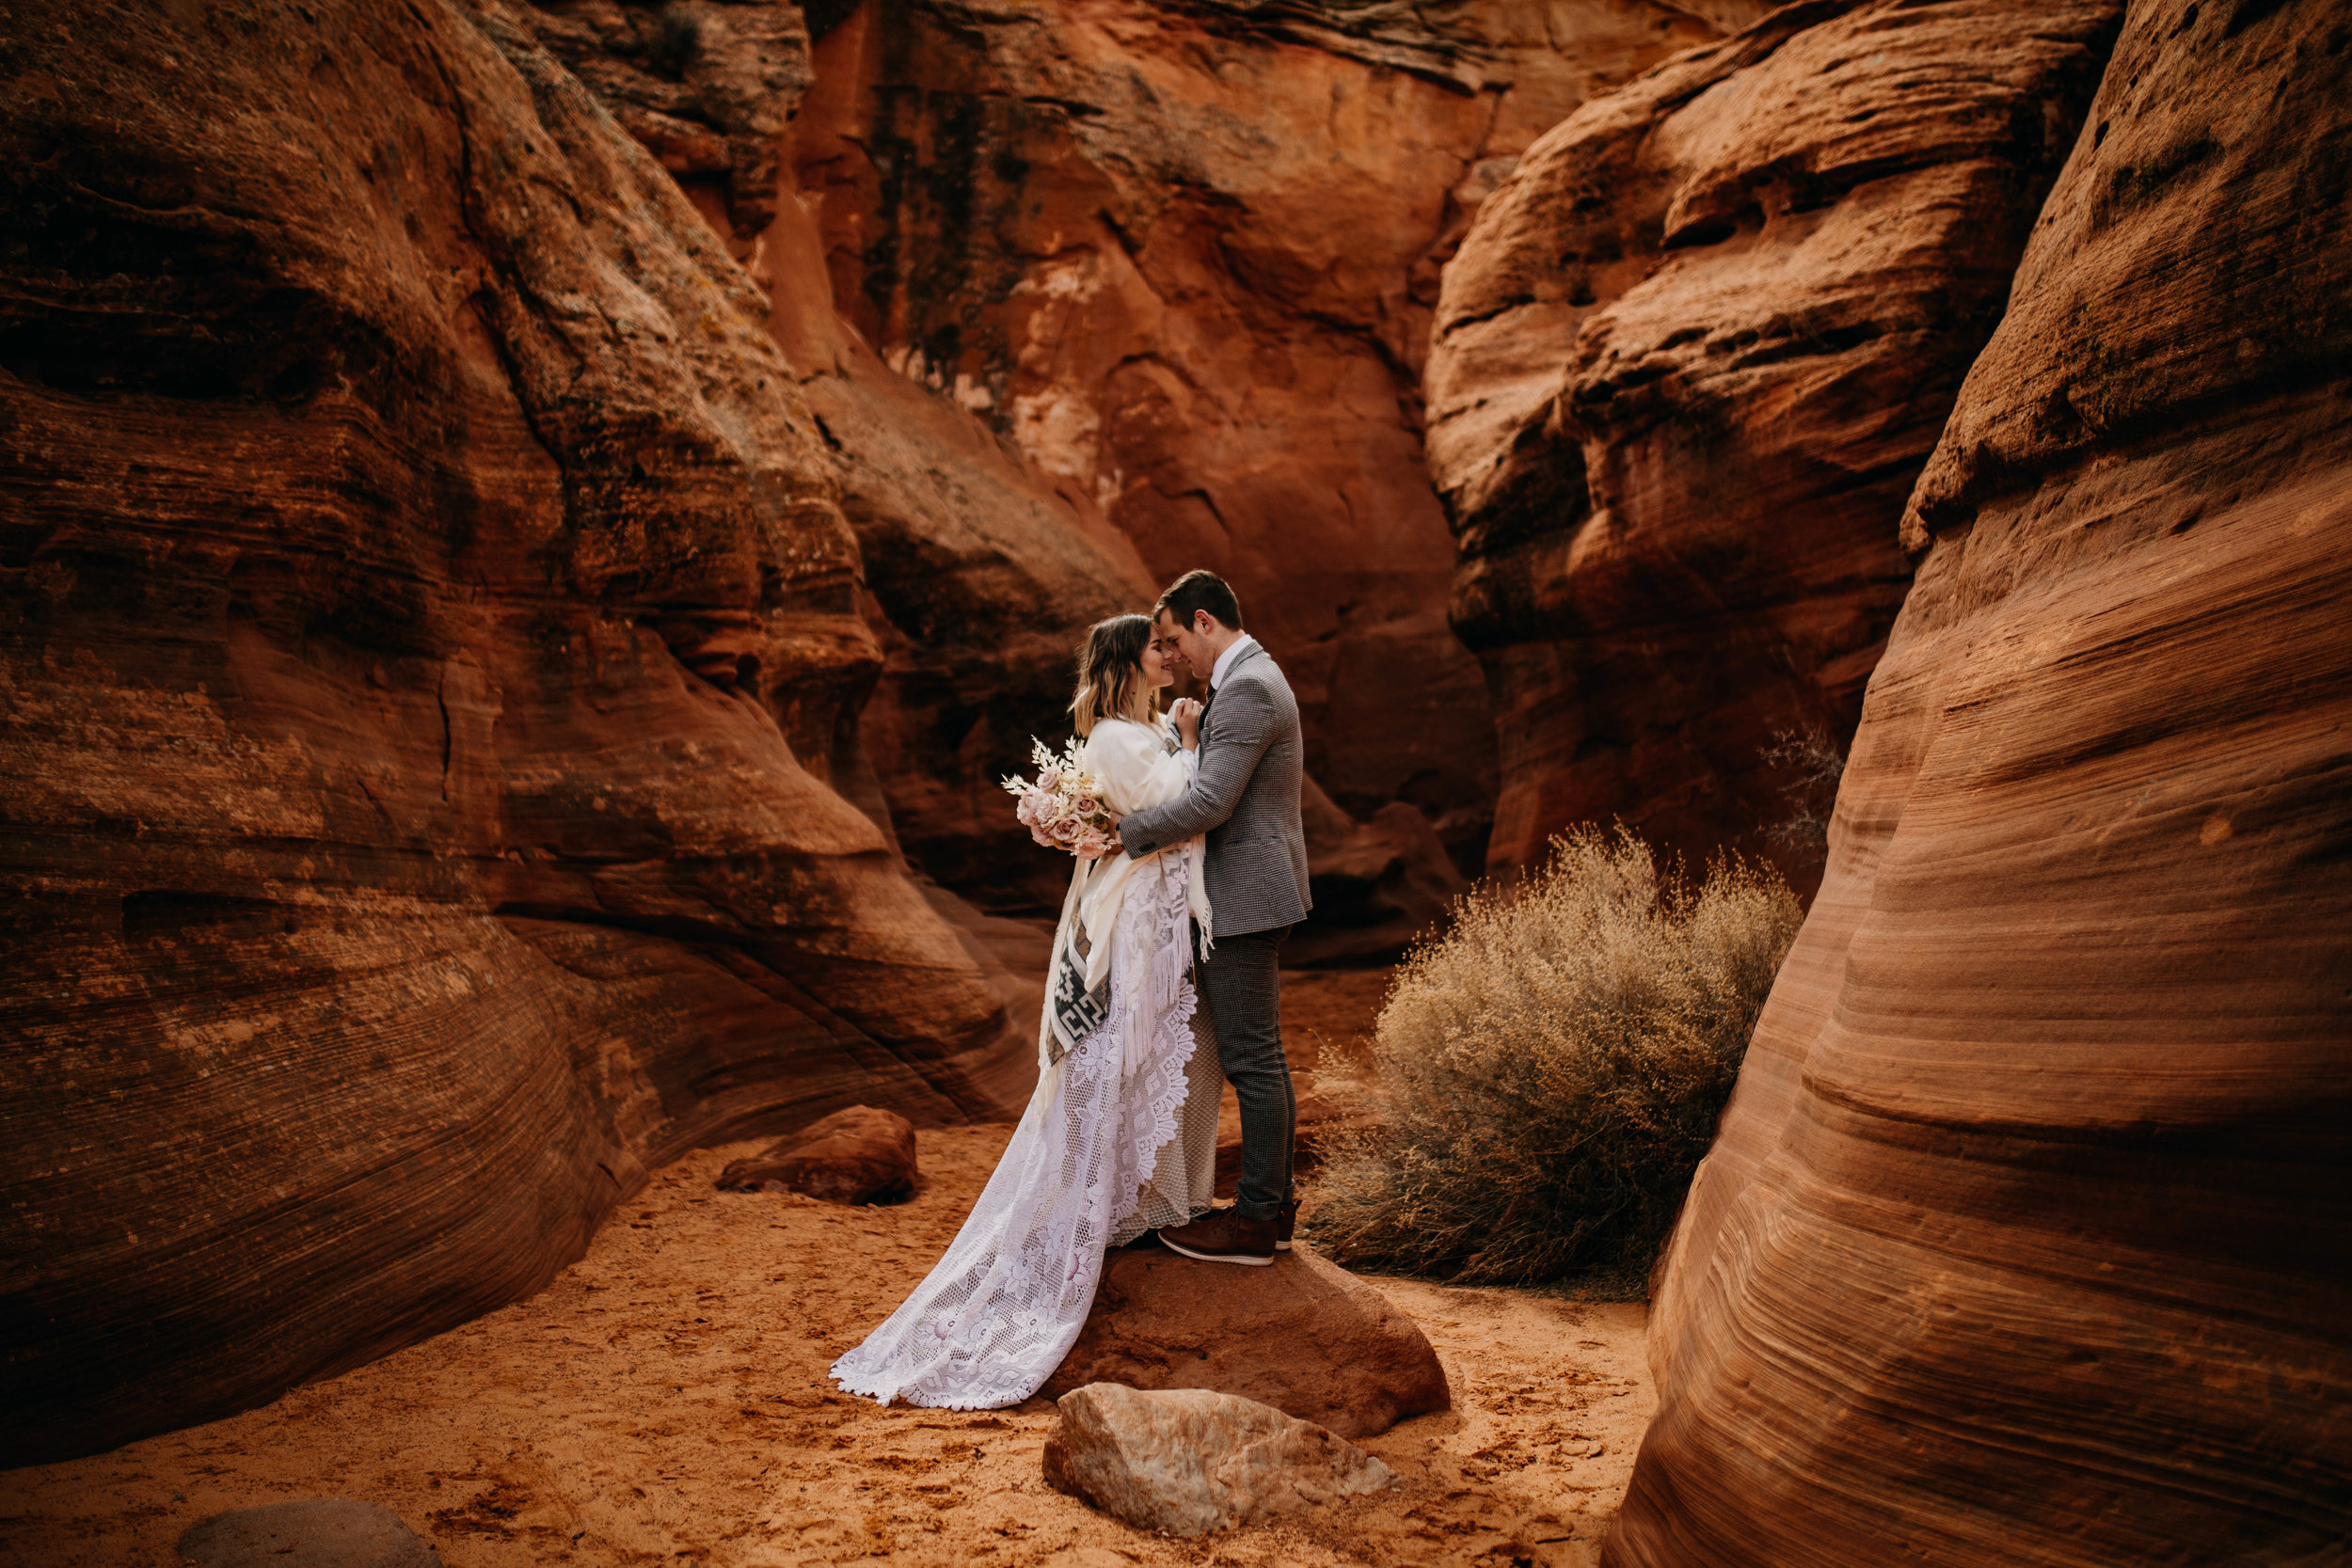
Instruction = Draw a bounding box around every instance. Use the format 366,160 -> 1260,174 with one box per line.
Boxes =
715,1105 -> 917,1205
1043,1383 -> 1393,1535
1041,1242 -> 1448,1437
176,1499 -> 438,1568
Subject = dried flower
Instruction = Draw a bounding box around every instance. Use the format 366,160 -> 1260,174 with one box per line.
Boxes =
1001,735 -> 1120,861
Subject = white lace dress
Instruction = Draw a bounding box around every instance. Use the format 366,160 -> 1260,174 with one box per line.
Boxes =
830,720 -> 1221,1410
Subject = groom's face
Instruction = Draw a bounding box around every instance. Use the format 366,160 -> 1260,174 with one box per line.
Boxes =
1152,608 -> 1209,676
1150,618 -> 1188,676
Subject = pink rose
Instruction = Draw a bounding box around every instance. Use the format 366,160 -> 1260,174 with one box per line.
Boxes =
1073,830 -> 1109,860
1050,816 -> 1082,842
1015,790 -> 1050,828
1030,826 -> 1056,847
1038,767 -> 1063,792
1073,796 -> 1100,817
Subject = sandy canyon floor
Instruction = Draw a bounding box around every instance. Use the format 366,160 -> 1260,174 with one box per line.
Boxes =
3,973 -> 1654,1568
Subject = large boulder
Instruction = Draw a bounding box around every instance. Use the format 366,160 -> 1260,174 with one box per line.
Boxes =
716,1104 -> 917,1204
1041,1243 -> 1448,1439
787,0 -> 1788,879
1423,0 -> 2122,885
1043,1383 -> 1394,1537
0,0 -> 1026,1467
1612,1 -> 2352,1563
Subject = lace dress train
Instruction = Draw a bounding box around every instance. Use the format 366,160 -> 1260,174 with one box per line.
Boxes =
830,851 -> 1219,1409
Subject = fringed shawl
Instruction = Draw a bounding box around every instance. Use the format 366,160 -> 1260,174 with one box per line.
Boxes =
1040,717 -> 1212,1074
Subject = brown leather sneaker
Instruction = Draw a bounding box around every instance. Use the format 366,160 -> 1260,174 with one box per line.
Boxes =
1159,1207 -> 1278,1266
1277,1198 -> 1298,1251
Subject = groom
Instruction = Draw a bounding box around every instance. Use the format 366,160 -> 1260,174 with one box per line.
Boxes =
1114,570 -> 1311,1265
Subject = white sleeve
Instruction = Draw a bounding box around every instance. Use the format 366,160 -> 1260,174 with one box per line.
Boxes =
1083,721 -> 1195,815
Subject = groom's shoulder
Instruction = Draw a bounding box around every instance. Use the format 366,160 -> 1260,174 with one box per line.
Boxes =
1229,645 -> 1299,709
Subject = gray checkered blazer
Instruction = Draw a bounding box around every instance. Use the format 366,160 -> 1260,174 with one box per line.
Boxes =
1118,641 -> 1311,937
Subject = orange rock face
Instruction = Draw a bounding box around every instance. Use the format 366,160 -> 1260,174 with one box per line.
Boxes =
1614,1 -> 2352,1561
0,0 -> 1032,1466
789,0 -> 1779,876
1425,0 -> 2120,882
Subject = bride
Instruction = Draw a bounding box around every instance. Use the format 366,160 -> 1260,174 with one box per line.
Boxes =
831,612 -> 1221,1410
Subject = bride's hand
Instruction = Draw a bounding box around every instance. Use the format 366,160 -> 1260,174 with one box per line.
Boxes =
1170,697 -> 1202,751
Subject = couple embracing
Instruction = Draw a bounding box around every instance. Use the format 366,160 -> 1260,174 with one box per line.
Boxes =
831,570 -> 1310,1411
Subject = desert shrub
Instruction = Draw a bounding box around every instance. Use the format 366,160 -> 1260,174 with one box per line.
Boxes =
1306,826 -> 1802,1291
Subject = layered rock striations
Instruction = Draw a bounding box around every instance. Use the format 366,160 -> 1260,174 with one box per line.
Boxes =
1614,0 -> 2352,1560
0,0 -> 1032,1465
791,0 -> 1782,879
1425,0 -> 2120,883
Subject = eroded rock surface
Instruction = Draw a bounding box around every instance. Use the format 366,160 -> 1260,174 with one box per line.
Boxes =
717,1104 -> 917,1204
791,0 -> 1784,878
1041,1243 -> 1449,1438
1613,1 -> 2352,1562
1043,1383 -> 1394,1537
517,0 -> 814,237
0,0 -> 1027,1466
1425,0 -> 2120,882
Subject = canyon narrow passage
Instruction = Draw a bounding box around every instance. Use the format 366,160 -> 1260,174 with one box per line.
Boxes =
2,1125 -> 1650,1568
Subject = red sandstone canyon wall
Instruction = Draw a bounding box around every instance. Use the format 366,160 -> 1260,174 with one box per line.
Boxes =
1613,0 -> 2352,1560
0,0 -> 1038,1466
519,0 -> 1737,957
787,0 -> 1783,881
1425,0 -> 2120,886
513,0 -> 1478,958
516,0 -> 1163,923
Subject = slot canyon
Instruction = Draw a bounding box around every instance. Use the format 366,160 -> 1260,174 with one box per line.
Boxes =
1,0 -> 2344,1564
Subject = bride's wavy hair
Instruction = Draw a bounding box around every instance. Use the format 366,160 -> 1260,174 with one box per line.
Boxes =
1070,613 -> 1156,737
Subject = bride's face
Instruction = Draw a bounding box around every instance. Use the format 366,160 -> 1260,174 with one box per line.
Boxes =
1139,634 -> 1176,691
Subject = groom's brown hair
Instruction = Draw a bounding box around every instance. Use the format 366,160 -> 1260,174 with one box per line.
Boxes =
1158,569 -> 1242,630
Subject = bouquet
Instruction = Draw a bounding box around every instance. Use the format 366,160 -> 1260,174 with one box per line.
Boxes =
1001,736 -> 1120,861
